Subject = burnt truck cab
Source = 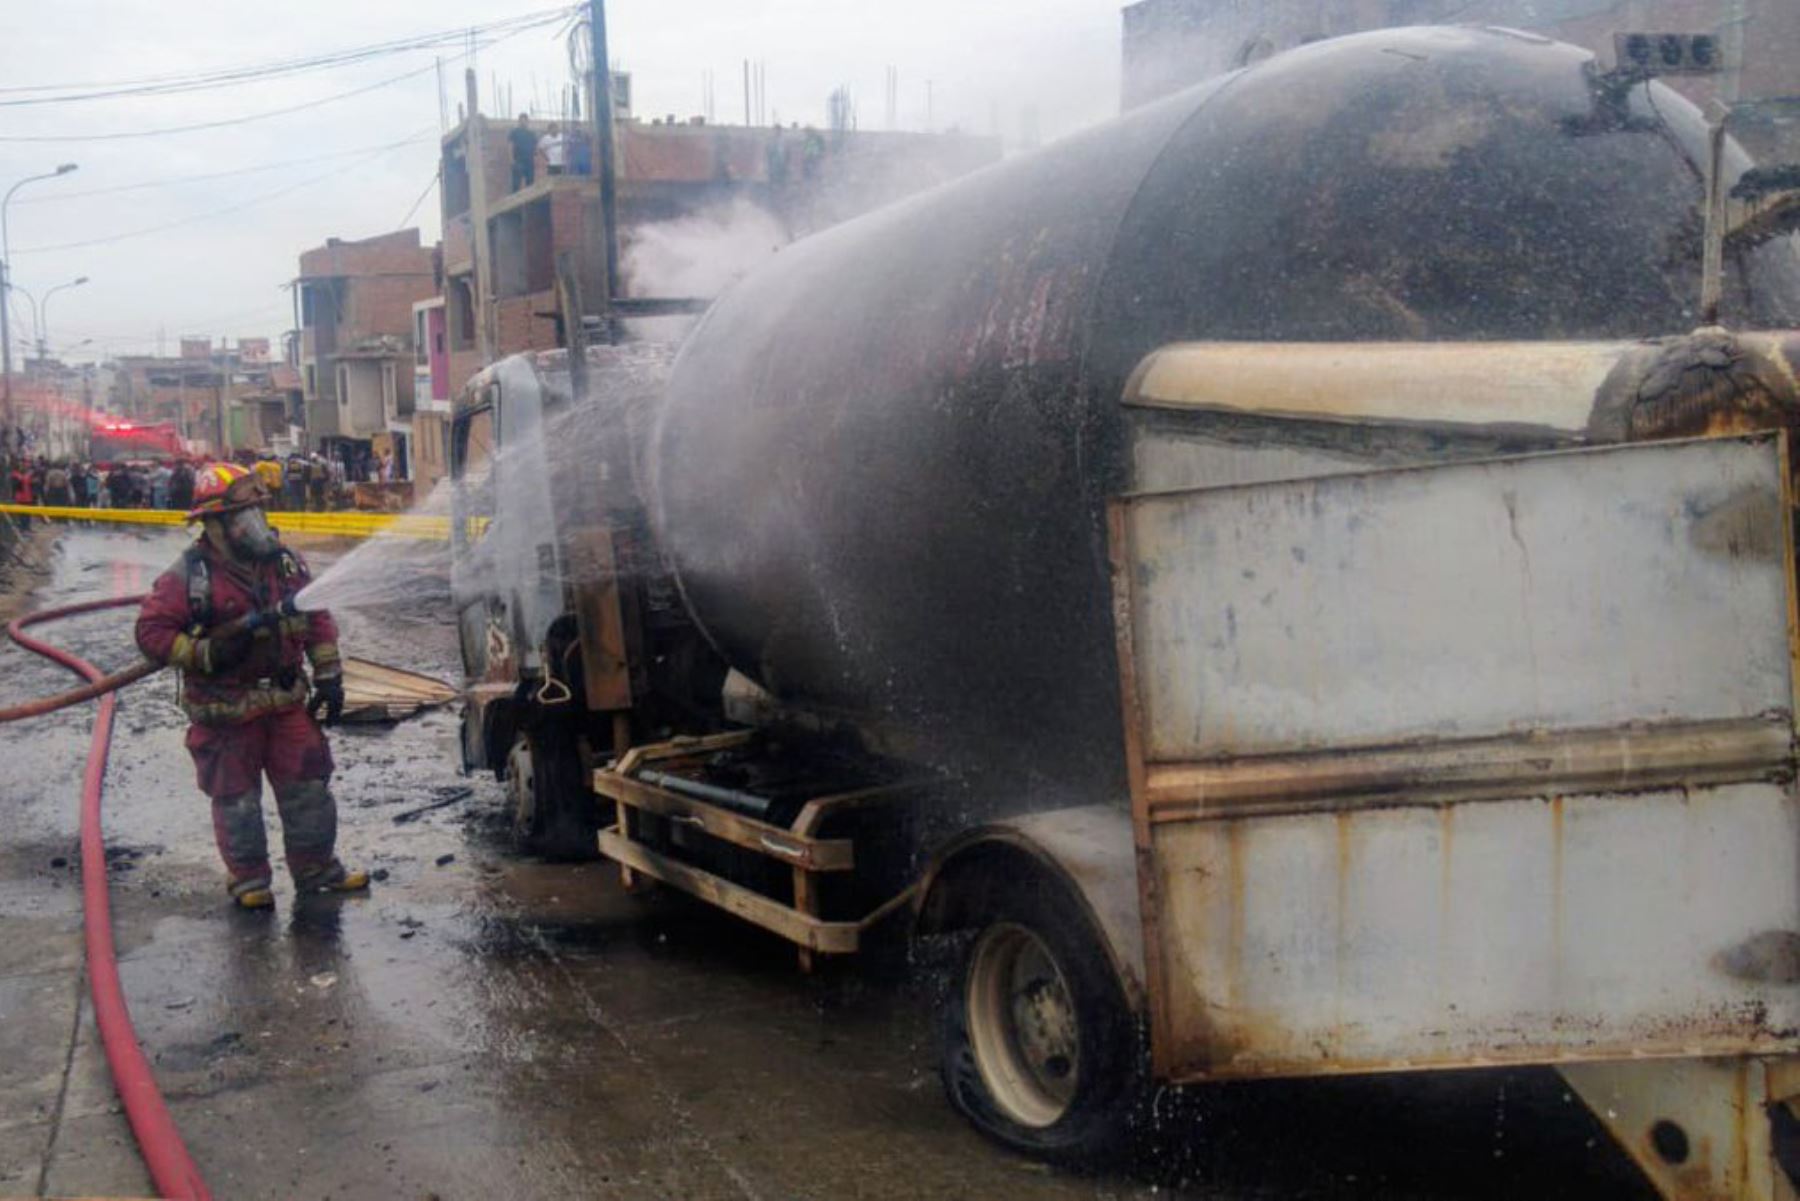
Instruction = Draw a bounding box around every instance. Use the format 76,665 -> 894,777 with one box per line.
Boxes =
450,342 -> 725,857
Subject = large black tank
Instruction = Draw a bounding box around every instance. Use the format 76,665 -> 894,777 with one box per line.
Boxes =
649,25 -> 1800,798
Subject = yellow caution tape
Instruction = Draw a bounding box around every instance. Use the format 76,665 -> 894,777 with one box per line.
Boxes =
0,504 -> 457,541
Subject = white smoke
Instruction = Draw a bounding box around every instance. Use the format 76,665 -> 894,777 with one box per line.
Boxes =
621,199 -> 790,300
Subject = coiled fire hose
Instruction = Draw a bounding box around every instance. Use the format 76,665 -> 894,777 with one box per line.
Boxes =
4,595 -> 211,1201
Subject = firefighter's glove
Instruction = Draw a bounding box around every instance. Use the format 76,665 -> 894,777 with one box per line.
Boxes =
243,606 -> 283,632
197,628 -> 254,674
308,673 -> 345,727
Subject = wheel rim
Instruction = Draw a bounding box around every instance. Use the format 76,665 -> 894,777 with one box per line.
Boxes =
506,736 -> 536,833
965,922 -> 1080,1128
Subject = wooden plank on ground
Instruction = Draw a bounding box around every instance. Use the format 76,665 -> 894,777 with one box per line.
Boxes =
340,656 -> 456,723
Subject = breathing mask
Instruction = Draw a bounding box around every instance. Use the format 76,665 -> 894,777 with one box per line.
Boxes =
222,505 -> 282,560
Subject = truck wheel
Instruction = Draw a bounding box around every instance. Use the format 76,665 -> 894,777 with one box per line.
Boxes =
505,731 -> 598,860
938,880 -> 1141,1162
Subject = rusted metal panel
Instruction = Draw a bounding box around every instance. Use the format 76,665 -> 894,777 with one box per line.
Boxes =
1111,433 -> 1800,1083
1123,434 -> 1793,762
565,524 -> 634,711
1151,782 -> 1800,1080
1142,716 -> 1793,819
1124,340 -> 1631,433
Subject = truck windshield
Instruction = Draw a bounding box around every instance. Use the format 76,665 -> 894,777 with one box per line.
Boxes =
450,400 -> 496,552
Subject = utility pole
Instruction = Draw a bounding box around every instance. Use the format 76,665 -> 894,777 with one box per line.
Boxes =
216,341 -> 227,454
465,69 -> 495,364
588,0 -> 620,323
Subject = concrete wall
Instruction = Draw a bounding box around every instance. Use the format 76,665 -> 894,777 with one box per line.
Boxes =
298,229 -> 437,450
298,229 -> 437,353
1120,0 -> 1800,162
336,360 -> 388,438
412,411 -> 450,496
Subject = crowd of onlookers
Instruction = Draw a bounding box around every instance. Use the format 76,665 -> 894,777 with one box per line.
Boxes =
3,449 -> 366,522
6,455 -> 193,514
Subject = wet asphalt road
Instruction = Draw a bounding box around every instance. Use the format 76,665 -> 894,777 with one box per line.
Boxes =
0,527 -> 1660,1200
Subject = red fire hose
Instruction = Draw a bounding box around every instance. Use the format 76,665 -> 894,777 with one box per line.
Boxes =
5,595 -> 210,1201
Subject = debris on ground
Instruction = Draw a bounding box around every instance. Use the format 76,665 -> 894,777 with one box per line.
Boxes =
392,786 -> 473,825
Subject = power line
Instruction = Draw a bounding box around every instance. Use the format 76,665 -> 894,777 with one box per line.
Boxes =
0,7 -> 576,105
12,139 -> 419,255
58,297 -> 300,343
0,8 -> 560,144
0,59 -> 447,143
396,169 -> 440,230
10,130 -> 437,204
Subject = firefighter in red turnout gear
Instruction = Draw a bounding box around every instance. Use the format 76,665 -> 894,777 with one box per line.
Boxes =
135,463 -> 369,909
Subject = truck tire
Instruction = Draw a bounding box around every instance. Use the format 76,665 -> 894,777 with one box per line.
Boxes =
505,730 -> 598,860
938,877 -> 1141,1163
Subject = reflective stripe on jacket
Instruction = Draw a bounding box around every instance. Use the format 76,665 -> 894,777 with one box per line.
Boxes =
135,537 -> 341,726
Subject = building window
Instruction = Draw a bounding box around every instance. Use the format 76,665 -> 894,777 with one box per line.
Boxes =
304,364 -> 316,397
490,197 -> 555,299
449,276 -> 477,350
443,149 -> 471,218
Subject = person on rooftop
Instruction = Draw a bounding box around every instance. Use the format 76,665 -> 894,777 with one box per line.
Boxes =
508,113 -> 538,191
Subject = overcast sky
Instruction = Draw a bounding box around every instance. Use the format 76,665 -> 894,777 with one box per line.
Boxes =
0,1 -> 1124,361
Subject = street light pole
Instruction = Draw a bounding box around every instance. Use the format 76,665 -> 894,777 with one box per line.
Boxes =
10,283 -> 38,357
1,163 -> 77,443
39,276 -> 88,360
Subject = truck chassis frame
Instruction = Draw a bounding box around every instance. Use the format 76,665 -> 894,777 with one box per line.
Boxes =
594,731 -> 927,969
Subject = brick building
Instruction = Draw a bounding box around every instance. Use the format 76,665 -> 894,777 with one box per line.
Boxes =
8,362 -> 97,461
295,228 -> 438,478
410,297 -> 451,495
105,337 -> 299,459
1120,0 -> 1799,163
437,108 -> 998,397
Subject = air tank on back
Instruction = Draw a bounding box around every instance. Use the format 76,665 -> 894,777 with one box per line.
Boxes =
649,26 -> 1800,798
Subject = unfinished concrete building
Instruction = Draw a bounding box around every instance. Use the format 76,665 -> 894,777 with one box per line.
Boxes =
294,229 -> 438,477
437,107 -> 998,396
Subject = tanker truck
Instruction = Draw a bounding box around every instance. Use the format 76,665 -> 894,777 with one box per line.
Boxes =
449,25 -> 1800,1198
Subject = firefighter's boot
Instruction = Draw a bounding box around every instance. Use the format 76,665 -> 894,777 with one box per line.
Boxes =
293,858 -> 370,895
228,874 -> 275,910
